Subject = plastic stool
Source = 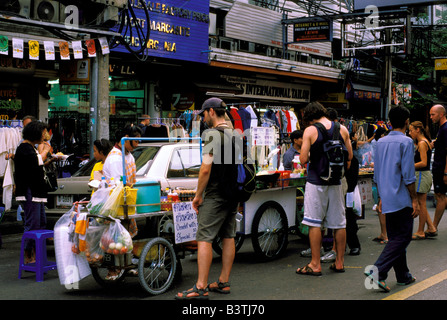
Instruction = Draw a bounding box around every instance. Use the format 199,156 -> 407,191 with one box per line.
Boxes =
18,230 -> 57,282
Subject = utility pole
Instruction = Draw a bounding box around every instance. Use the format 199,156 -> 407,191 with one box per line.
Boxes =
89,49 -> 110,158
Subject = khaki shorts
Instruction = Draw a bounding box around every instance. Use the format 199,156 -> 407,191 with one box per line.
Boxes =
302,182 -> 346,229
416,170 -> 432,194
195,197 -> 238,243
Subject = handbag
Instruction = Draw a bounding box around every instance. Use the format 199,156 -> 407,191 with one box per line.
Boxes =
44,157 -> 59,192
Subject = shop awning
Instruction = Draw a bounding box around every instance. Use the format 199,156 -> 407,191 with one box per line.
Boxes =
346,82 -> 381,101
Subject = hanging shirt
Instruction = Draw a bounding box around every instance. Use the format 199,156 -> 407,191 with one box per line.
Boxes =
230,107 -> 243,132
245,105 -> 259,128
237,106 -> 252,132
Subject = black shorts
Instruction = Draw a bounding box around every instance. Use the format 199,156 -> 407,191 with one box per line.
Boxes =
432,170 -> 447,195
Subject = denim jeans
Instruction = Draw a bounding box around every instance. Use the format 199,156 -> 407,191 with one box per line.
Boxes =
374,206 -> 413,283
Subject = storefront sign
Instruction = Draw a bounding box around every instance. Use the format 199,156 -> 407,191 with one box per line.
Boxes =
435,59 -> 447,71
0,88 -> 22,119
171,92 -> 195,111
112,0 -> 210,63
0,57 -> 35,74
223,76 -> 311,103
172,202 -> 197,244
293,17 -> 333,43
59,59 -> 90,85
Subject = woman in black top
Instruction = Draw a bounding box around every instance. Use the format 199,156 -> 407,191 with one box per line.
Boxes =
409,121 -> 436,240
14,121 -> 48,263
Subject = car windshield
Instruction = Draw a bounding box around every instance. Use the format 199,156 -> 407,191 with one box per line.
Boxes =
71,146 -> 161,177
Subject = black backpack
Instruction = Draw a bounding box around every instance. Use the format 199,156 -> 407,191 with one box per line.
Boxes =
215,127 -> 256,203
313,122 -> 347,183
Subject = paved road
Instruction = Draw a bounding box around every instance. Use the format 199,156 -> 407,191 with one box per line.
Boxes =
1,203 -> 447,315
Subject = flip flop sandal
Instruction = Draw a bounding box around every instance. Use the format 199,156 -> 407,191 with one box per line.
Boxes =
329,263 -> 345,273
397,276 -> 416,286
364,272 -> 390,292
208,281 -> 231,294
425,231 -> 438,238
175,284 -> 209,300
412,234 -> 425,240
296,264 -> 322,276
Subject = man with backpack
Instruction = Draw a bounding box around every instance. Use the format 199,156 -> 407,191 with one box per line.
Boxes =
176,97 -> 250,300
296,102 -> 353,276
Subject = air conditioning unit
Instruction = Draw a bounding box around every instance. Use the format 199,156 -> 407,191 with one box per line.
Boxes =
18,0 -> 32,18
34,0 -> 64,23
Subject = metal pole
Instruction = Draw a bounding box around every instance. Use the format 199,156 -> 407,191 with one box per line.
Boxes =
90,57 -> 99,158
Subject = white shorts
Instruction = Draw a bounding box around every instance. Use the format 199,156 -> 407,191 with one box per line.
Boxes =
302,182 -> 346,229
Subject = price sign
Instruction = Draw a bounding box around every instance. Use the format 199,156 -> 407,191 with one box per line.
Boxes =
252,127 -> 275,146
172,202 -> 198,244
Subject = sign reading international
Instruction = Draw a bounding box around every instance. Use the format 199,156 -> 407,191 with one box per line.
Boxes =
293,17 -> 332,43
112,0 -> 210,63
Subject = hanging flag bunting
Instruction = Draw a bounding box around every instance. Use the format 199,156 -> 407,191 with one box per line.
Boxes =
12,38 -> 24,59
44,41 -> 55,60
85,39 -> 96,58
59,41 -> 70,60
28,40 -> 40,60
72,40 -> 83,59
0,36 -> 8,55
98,37 -> 110,55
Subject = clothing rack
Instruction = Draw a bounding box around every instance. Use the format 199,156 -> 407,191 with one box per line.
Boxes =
227,102 -> 258,107
0,120 -> 23,128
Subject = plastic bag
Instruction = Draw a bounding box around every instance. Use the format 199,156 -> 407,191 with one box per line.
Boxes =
346,185 -> 362,217
87,187 -> 111,215
54,206 -> 92,286
99,184 -> 123,218
100,218 -> 133,255
84,220 -> 107,266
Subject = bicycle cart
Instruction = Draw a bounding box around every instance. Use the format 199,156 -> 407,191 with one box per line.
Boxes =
86,210 -> 180,296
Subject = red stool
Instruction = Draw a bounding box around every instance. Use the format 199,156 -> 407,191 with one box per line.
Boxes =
18,230 -> 57,282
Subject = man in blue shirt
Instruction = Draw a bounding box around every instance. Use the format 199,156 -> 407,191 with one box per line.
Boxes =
365,106 -> 420,292
283,130 -> 303,171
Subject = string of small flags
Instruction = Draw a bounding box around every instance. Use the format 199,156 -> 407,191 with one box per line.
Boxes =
0,35 -> 110,60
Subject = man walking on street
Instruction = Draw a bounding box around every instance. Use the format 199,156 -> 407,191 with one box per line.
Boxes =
365,106 -> 420,292
430,104 -> 447,234
296,102 -> 352,276
175,97 -> 238,300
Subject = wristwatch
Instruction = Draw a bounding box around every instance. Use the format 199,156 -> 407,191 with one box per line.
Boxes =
444,173 -> 447,176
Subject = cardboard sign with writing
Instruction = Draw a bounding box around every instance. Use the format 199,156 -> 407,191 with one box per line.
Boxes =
172,202 -> 197,244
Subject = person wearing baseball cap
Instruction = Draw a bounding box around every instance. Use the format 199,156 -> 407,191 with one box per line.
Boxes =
198,97 -> 233,129
198,97 -> 227,115
176,96 -> 238,300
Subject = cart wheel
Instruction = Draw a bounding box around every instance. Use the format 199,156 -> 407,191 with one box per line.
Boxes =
138,237 -> 176,295
251,201 -> 288,260
212,234 -> 245,256
91,266 -> 127,287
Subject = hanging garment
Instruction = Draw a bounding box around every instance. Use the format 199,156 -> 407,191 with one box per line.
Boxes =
230,107 -> 244,132
2,159 -> 14,211
237,106 -> 252,132
245,105 -> 259,128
